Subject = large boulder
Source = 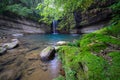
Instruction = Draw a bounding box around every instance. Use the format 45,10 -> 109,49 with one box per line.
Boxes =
12,33 -> 23,37
3,39 -> 19,49
40,46 -> 56,61
56,41 -> 68,46
54,46 -> 61,51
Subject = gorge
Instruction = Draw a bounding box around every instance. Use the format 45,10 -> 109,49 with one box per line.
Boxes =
0,0 -> 120,80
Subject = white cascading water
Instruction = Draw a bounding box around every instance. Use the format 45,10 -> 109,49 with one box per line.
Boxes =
53,20 -> 58,34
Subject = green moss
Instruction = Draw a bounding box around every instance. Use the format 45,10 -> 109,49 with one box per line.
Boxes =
81,52 -> 108,80
53,75 -> 65,80
58,46 -> 80,80
58,21 -> 120,80
96,21 -> 120,37
108,51 -> 120,80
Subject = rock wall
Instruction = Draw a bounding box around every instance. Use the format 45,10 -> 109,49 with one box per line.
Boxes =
0,15 -> 51,34
59,0 -> 115,34
74,0 -> 115,27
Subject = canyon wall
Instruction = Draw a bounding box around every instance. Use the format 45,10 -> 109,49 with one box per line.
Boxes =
0,15 -> 51,35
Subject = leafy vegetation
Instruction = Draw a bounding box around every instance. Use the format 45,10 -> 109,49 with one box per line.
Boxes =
55,1 -> 120,79
0,0 -> 42,19
37,0 -> 93,26
110,0 -> 120,24
6,4 -> 32,17
0,0 -> 120,80
57,21 -> 120,80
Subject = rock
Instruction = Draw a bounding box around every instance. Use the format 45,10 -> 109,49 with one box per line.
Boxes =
0,57 -> 17,66
56,41 -> 68,46
0,47 -> 7,55
0,66 -> 4,72
11,39 -> 19,42
26,47 -> 40,53
0,15 -> 51,34
40,63 -> 48,71
28,58 -> 39,61
42,66 -> 48,71
3,39 -> 19,49
12,33 -> 23,37
27,67 -> 36,75
40,46 -> 56,61
54,46 -> 61,51
0,69 -> 22,80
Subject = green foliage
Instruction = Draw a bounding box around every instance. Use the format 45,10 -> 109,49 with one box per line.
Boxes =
21,0 -> 42,8
0,0 -> 42,19
57,13 -> 76,31
36,0 -> 64,24
6,4 -> 32,17
37,0 -> 93,26
0,0 -> 9,13
53,75 -> 65,80
96,20 -> 120,37
110,0 -> 120,24
108,51 -> 120,79
80,32 -> 120,53
58,21 -> 120,80
58,46 -> 80,80
67,40 -> 80,47
20,0 -> 42,19
80,52 -> 107,80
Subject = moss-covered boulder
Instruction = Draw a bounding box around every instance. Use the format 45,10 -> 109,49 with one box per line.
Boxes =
57,21 -> 120,80
40,46 -> 56,61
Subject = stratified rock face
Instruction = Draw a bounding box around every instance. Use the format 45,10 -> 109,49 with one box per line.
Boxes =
74,0 -> 115,27
58,0 -> 115,34
0,15 -> 51,34
40,46 -> 56,61
80,8 -> 112,26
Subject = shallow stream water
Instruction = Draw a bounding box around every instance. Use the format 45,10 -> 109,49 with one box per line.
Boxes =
18,34 -> 80,80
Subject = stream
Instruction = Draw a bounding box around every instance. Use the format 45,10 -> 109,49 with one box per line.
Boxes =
0,33 -> 80,80
20,34 -> 80,80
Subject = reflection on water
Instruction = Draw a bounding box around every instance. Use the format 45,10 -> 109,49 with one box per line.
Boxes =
20,34 -> 80,50
18,34 -> 80,80
23,34 -> 80,41
49,54 -> 61,78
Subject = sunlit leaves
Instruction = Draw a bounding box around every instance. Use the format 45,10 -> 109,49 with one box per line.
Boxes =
37,0 -> 64,24
6,4 -> 32,16
37,0 -> 93,26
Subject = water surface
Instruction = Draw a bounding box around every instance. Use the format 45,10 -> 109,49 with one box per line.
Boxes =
20,34 -> 80,49
18,34 -> 80,80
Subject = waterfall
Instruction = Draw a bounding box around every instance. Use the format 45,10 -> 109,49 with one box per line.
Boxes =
52,20 -> 58,34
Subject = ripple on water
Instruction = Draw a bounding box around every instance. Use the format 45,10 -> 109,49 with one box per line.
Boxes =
18,34 -> 80,80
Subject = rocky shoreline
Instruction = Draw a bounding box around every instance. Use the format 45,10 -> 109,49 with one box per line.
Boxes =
0,36 -> 63,80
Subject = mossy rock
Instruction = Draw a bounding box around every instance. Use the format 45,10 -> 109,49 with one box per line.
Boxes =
40,46 -> 56,61
58,22 -> 120,80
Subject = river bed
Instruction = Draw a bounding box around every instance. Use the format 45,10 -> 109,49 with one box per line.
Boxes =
0,33 -> 80,80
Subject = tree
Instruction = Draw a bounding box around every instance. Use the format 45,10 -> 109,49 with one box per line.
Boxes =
37,0 -> 93,28
0,0 -> 42,20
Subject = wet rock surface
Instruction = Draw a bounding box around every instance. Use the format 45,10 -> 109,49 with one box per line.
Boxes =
40,46 -> 56,61
0,15 -> 51,34
56,41 -> 68,46
0,37 -> 62,80
0,47 -> 7,55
